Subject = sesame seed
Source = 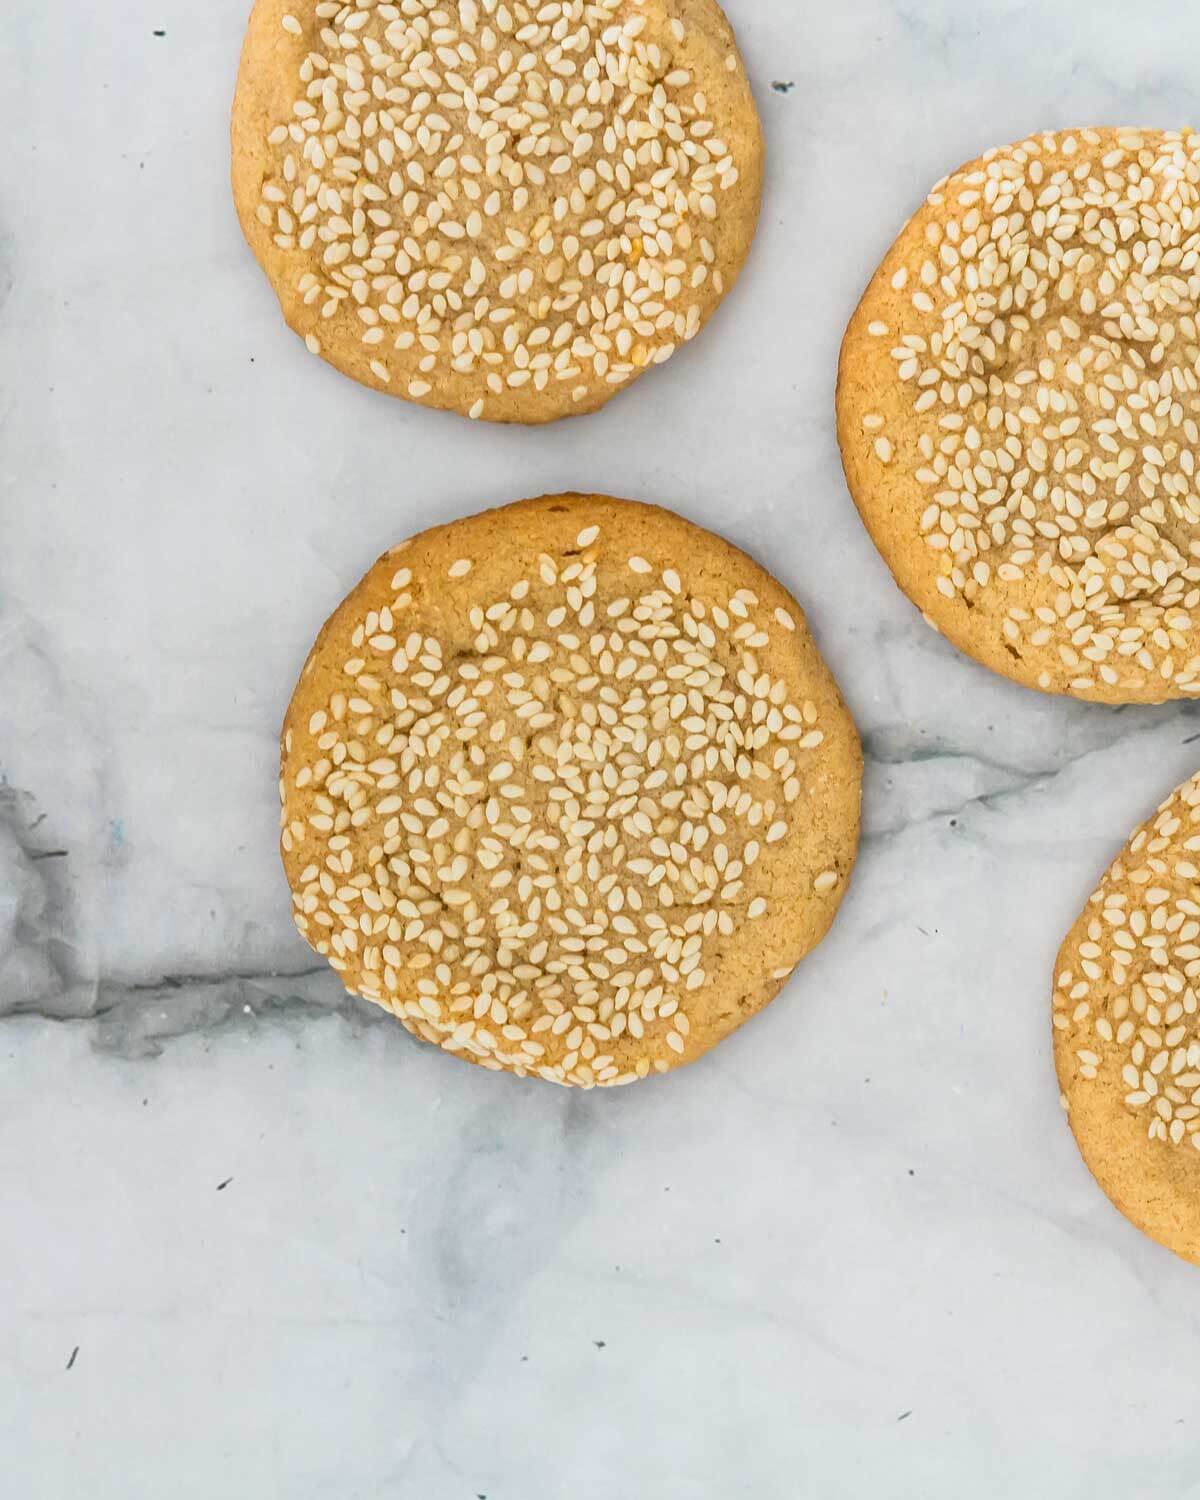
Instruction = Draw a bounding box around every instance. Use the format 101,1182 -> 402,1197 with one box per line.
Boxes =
448,559 -> 473,579
576,526 -> 600,548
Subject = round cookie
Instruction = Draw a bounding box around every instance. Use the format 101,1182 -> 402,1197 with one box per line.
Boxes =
1054,771 -> 1200,1264
232,0 -> 764,423
838,127 -> 1200,704
279,494 -> 862,1086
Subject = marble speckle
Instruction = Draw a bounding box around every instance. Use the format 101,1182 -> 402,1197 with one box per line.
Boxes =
8,1 -> 1200,1496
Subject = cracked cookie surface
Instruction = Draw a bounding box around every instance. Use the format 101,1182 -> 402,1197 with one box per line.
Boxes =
839,128 -> 1200,703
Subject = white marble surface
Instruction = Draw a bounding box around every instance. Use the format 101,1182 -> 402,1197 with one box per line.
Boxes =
7,1 -> 1200,1495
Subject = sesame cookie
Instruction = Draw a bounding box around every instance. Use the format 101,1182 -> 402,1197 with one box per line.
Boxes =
232,0 -> 764,423
279,494 -> 862,1086
838,128 -> 1200,704
1054,771 -> 1200,1264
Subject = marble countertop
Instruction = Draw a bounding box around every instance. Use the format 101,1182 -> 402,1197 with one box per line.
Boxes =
7,1 -> 1200,1495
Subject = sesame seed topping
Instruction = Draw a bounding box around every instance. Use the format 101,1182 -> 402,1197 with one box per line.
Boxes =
283,513 -> 844,1088
1056,770 -> 1200,1148
854,128 -> 1200,699
250,0 -> 752,417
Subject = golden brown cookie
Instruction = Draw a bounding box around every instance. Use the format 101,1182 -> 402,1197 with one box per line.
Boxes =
838,127 -> 1200,704
280,494 -> 862,1086
1054,771 -> 1200,1263
232,0 -> 764,423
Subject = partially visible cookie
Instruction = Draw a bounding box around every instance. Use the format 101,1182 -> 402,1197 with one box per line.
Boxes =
838,127 -> 1200,704
279,494 -> 862,1086
232,0 -> 764,423
1054,771 -> 1200,1263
